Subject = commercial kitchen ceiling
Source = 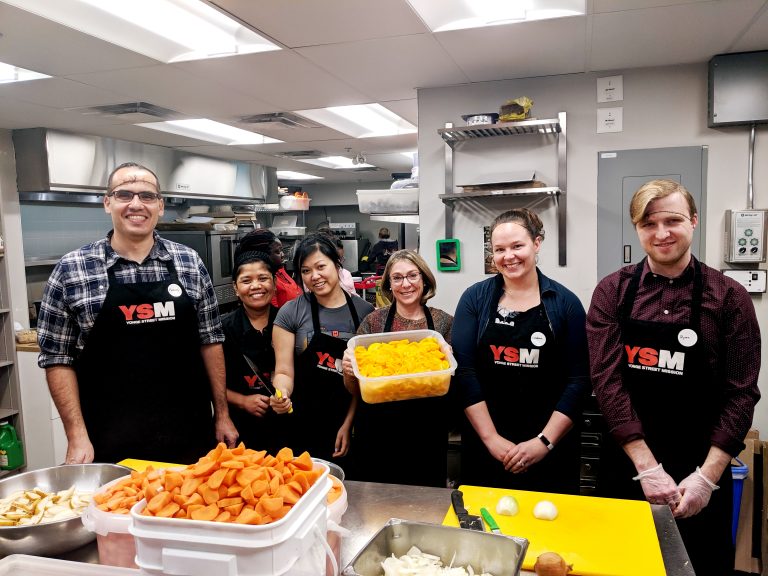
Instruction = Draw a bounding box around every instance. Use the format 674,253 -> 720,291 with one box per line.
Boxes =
0,0 -> 766,185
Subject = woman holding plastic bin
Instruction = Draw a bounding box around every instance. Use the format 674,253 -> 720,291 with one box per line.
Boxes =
453,208 -> 589,494
271,234 -> 374,466
342,249 -> 454,487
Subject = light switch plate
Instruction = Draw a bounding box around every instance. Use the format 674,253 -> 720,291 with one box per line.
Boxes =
597,75 -> 624,102
722,269 -> 767,293
597,107 -> 623,133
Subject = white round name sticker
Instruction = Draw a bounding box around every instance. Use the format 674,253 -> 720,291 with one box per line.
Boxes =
531,332 -> 547,346
678,328 -> 698,347
168,284 -> 182,298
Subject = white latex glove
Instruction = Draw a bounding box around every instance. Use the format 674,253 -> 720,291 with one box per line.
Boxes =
632,463 -> 682,506
674,467 -> 719,518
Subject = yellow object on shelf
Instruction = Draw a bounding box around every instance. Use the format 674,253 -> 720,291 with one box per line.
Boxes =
116,458 -> 182,472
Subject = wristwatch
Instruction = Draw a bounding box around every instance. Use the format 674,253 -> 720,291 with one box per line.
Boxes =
537,433 -> 555,451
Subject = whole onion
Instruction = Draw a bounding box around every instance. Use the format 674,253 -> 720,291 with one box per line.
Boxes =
533,552 -> 572,576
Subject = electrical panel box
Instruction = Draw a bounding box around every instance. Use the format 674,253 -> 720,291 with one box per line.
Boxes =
722,270 -> 767,293
724,210 -> 768,263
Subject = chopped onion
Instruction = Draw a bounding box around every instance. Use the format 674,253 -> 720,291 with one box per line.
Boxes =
533,500 -> 559,521
495,495 -> 519,516
380,546 -> 495,576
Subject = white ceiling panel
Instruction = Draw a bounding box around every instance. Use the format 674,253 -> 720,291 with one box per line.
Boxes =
0,3 -> 156,76
731,3 -> 768,51
0,78 -> 124,109
297,35 -> 470,102
590,0 -> 766,70
593,0 -> 715,12
66,66 -> 275,119
173,51 -> 369,112
209,0 -> 428,48
379,99 -> 419,126
436,17 -> 588,82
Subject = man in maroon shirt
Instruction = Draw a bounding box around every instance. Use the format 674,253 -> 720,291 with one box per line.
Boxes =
587,179 -> 760,576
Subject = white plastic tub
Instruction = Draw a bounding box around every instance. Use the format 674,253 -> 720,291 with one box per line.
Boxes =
130,462 -> 331,576
347,329 -> 456,403
356,189 -> 418,214
0,554 -> 139,575
81,475 -> 137,568
279,196 -> 311,210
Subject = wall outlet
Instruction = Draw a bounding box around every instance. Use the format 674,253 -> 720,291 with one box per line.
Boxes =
597,107 -> 623,133
722,269 -> 767,293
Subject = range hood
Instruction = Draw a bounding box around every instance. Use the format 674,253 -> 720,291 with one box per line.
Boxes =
13,128 -> 277,204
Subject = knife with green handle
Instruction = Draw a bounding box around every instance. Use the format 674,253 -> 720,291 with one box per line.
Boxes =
480,507 -> 502,534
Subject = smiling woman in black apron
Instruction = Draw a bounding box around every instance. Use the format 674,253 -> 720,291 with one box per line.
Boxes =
222,250 -> 283,455
342,250 -> 455,487
271,234 -> 374,466
452,209 -> 590,494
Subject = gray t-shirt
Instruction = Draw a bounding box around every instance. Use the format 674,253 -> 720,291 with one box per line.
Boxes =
274,294 -> 374,354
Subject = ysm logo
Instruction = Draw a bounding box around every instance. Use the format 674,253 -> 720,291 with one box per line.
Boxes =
490,345 -> 539,368
119,301 -> 176,325
625,345 -> 685,374
316,352 -> 342,374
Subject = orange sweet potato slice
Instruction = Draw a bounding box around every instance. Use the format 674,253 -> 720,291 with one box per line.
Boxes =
190,503 -> 219,521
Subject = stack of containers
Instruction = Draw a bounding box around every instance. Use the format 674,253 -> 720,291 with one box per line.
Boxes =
129,462 -> 331,576
81,476 -> 138,568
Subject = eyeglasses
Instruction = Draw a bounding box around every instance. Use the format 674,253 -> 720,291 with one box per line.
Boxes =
390,271 -> 421,285
107,190 -> 163,203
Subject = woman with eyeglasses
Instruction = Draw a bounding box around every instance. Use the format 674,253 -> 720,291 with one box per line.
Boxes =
453,208 -> 589,494
342,249 -> 454,486
221,250 -> 283,455
271,234 -> 374,465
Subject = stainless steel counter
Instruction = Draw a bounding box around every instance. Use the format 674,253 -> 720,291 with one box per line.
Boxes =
55,480 -> 694,575
342,480 -> 695,576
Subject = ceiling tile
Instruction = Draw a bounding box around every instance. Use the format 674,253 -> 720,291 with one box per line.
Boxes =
209,0 -> 428,48
0,78 -> 125,109
0,3 -> 157,75
436,17 -> 588,82
173,51 -> 369,112
297,35 -> 470,102
730,3 -> 768,52
593,0 -> 715,12
590,0 -> 767,70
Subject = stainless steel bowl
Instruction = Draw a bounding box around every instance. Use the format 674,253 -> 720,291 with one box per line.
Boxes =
0,463 -> 130,556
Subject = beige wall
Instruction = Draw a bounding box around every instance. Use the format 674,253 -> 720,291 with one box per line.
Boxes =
417,63 -> 768,435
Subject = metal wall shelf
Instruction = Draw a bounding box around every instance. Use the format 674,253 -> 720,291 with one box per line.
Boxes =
438,112 -> 567,266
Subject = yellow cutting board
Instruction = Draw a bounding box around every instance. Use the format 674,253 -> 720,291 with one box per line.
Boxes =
117,458 -> 183,471
442,485 -> 665,576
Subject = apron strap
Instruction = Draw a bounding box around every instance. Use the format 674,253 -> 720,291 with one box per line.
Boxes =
105,243 -> 177,283
384,303 -> 435,332
310,291 -> 361,335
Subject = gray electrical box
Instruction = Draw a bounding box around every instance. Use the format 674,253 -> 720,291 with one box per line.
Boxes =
724,209 -> 768,263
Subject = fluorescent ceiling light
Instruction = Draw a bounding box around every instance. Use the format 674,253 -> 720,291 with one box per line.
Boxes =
297,156 -> 376,170
406,0 -> 585,32
0,62 -> 50,84
136,119 -> 282,145
276,171 -> 323,181
4,0 -> 280,63
296,104 -> 416,138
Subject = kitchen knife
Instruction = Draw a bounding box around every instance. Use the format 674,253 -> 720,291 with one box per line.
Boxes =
242,354 -> 293,413
480,507 -> 502,534
450,489 -> 484,531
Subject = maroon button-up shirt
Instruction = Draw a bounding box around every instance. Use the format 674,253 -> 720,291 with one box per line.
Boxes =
587,257 -> 760,456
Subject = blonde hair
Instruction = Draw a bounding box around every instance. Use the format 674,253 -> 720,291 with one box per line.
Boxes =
630,180 -> 697,224
381,249 -> 436,305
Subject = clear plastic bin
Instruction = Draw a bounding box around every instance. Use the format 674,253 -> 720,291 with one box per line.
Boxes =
347,329 -> 456,404
81,475 -> 137,568
279,196 -> 311,210
356,189 -> 418,214
270,226 -> 306,237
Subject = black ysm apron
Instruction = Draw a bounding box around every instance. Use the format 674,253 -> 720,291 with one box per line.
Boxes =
353,306 -> 450,487
75,257 -> 214,464
462,301 -> 580,494
289,293 -> 359,465
600,258 -> 732,576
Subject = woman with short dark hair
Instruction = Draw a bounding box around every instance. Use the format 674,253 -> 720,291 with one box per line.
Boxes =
237,229 -> 301,307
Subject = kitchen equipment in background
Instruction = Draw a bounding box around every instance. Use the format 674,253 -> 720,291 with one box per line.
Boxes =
450,489 -> 484,531
443,484 -> 666,576
480,507 -> 502,534
462,113 -> 499,125
341,239 -> 368,273
329,222 -> 359,239
156,230 -> 240,305
270,214 -> 306,238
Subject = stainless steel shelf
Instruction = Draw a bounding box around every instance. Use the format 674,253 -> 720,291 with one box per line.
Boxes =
0,361 -> 14,369
25,257 -> 61,267
0,408 -> 19,420
440,187 -> 561,204
439,117 -> 561,146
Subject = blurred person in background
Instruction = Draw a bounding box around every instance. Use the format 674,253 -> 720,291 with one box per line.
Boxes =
368,227 -> 399,275
587,179 -> 761,576
452,208 -> 589,494
237,229 -> 302,307
222,250 -> 282,455
343,249 -> 454,486
37,162 -> 237,464
271,234 -> 374,465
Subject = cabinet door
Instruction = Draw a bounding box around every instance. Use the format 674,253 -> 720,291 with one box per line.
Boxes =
597,146 -> 707,279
